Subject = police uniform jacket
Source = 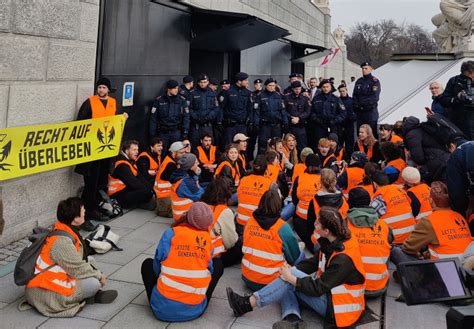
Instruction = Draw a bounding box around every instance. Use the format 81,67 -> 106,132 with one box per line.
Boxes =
220,85 -> 252,124
254,90 -> 289,127
149,94 -> 190,138
340,95 -> 356,122
284,92 -> 311,126
189,87 -> 219,125
311,92 -> 346,125
352,73 -> 381,113
179,85 -> 193,105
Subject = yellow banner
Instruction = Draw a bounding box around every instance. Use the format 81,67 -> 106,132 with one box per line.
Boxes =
0,115 -> 126,181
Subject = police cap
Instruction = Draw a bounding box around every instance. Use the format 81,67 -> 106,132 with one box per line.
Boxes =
290,81 -> 302,88
220,79 -> 230,85
235,72 -> 249,81
254,79 -> 263,84
360,61 -> 372,68
319,79 -> 331,88
264,78 -> 276,85
209,78 -> 219,85
289,73 -> 298,78
166,79 -> 179,89
197,74 -> 208,82
183,75 -> 194,83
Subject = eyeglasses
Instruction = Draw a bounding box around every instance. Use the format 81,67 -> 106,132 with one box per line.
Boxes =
183,143 -> 190,147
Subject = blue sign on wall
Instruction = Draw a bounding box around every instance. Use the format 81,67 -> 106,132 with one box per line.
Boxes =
122,82 -> 134,107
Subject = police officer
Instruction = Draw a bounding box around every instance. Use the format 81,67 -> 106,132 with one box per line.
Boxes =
220,72 -> 252,146
149,80 -> 190,152
208,78 -> 219,93
215,79 -> 230,152
248,79 -> 264,161
352,62 -> 381,139
439,60 -> 474,140
309,79 -> 346,150
179,75 -> 194,106
254,78 -> 288,154
188,74 -> 219,150
338,84 -> 356,157
283,73 -> 301,95
284,80 -> 311,152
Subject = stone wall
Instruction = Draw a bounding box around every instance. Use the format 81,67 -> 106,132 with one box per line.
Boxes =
0,0 -> 99,246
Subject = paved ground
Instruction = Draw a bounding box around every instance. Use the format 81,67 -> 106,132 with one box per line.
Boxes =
0,209 -> 450,328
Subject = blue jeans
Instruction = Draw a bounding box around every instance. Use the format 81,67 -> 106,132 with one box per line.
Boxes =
390,245 -> 419,266
281,203 -> 295,221
229,193 -> 238,206
254,267 -> 328,319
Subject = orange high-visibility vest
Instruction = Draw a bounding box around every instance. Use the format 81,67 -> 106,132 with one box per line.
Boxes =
295,173 -> 321,219
239,153 -> 247,171
236,175 -> 272,226
215,160 -> 240,185
310,197 -> 349,244
89,95 -> 116,118
335,149 -> 344,162
170,179 -> 194,220
385,158 -> 407,185
155,156 -> 175,198
107,160 -> 138,196
242,217 -> 286,285
26,222 -> 80,296
357,141 -> 373,161
264,164 -> 280,183
407,183 -> 432,220
390,134 -> 403,144
342,167 -> 365,198
374,185 -> 416,244
428,210 -> 474,260
348,219 -> 390,292
282,147 -> 289,160
197,146 -> 217,165
138,151 -> 160,172
291,163 -> 306,184
209,204 -> 228,258
360,184 -> 375,200
317,236 -> 366,328
322,155 -> 336,169
156,225 -> 212,305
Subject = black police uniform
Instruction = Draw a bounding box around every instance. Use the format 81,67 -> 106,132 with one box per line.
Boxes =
220,85 -> 252,145
248,86 -> 263,161
352,73 -> 381,138
179,85 -> 193,106
284,91 -> 311,152
439,74 -> 474,140
189,86 -> 219,149
254,89 -> 288,154
149,94 -> 190,152
340,94 -> 356,157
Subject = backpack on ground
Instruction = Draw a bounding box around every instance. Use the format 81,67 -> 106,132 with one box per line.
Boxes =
421,113 -> 466,148
14,227 -> 74,286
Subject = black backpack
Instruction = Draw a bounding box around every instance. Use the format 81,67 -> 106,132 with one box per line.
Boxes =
14,227 -> 74,286
421,113 -> 466,148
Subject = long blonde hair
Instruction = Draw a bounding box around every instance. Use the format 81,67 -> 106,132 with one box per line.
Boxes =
320,168 -> 337,193
359,124 -> 377,148
283,133 -> 299,165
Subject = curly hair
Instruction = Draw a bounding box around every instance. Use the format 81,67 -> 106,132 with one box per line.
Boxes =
318,206 -> 351,240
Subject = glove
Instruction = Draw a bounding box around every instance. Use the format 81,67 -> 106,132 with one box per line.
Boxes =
456,90 -> 468,103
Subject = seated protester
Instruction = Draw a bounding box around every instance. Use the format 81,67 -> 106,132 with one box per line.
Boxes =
354,124 -> 383,164
337,151 -> 368,198
317,138 -> 338,173
308,169 -> 349,247
215,144 -> 241,195
227,207 -> 366,329
201,177 -> 241,267
195,133 -> 219,187
402,167 -> 433,220
358,162 -> 378,199
393,120 -> 403,138
242,190 -> 303,291
233,133 -> 250,177
169,153 -> 204,220
264,150 -> 289,197
370,171 -> 416,245
26,198 -> 117,317
182,138 -> 192,154
291,147 -> 313,185
267,137 -> 286,171
237,155 -> 274,227
136,137 -> 163,185
391,181 -> 474,267
379,123 -> 403,144
347,188 -> 392,297
292,154 -> 322,249
282,133 -> 299,174
108,140 -> 155,209
380,141 -> 407,186
328,133 -> 346,163
141,202 -> 223,322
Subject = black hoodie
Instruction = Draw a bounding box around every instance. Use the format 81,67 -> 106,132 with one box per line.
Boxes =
307,191 -> 345,226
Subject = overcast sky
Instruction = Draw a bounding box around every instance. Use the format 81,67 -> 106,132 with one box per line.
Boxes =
330,0 -> 441,33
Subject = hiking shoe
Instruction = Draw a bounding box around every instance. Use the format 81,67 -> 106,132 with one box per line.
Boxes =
226,287 -> 253,317
272,314 -> 306,329
94,290 -> 118,304
80,221 -> 98,232
88,209 -> 110,222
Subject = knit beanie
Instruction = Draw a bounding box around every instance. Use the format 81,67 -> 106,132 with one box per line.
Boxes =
187,202 -> 213,231
383,166 -> 399,184
348,187 -> 371,208
401,166 -> 421,185
96,76 -> 111,90
177,153 -> 197,171
305,153 -> 321,167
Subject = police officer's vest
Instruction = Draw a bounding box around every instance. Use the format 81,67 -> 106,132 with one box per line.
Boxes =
295,173 -> 321,220
154,156 -> 175,198
374,185 -> 416,244
89,95 -> 116,118
407,183 -> 432,220
170,179 -> 193,221
317,236 -> 366,328
242,217 -> 285,285
197,146 -> 217,165
156,225 -> 212,305
209,204 -> 227,258
264,164 -> 280,183
138,151 -> 160,172
107,160 -> 138,196
26,222 -> 80,296
385,158 -> 407,186
428,209 -> 474,260
236,175 -> 272,226
342,167 -> 365,198
311,197 -> 349,244
348,219 -> 390,292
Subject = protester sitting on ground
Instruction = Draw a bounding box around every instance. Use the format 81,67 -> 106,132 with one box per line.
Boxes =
182,138 -> 192,153
381,141 -> 407,186
26,198 -> 117,317
402,166 -> 433,221
392,120 -> 403,138
201,177 -> 241,267
136,137 -> 163,185
234,133 -> 250,177
282,133 -> 299,170
358,162 -> 378,199
141,202 -> 222,322
347,188 -> 392,297
328,133 -> 346,163
107,140 -> 156,210
241,189 -> 303,291
379,124 -> 403,144
370,171 -> 416,245
266,137 -> 285,170
169,153 -> 204,220
195,133 -> 219,187
227,207 -> 366,329
337,151 -> 368,198
291,147 -> 313,185
215,144 -> 241,197
317,138 -> 338,173
292,154 -> 322,249
391,181 -> 474,267
354,124 -> 382,163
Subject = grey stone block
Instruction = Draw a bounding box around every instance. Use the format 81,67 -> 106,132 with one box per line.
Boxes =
80,1 -> 99,42
7,83 -> 76,127
0,302 -> 7,309
103,304 -> 168,329
212,265 -> 251,300
81,0 -> 99,4
148,215 -> 174,225
0,35 -> 47,81
94,261 -> 121,277
130,290 -> 148,306
92,239 -> 153,266
0,85 -> 9,128
234,299 -> 282,328
109,253 -> 150,284
108,209 -> 157,229
47,42 -> 95,81
0,300 -> 48,328
76,83 -> 93,110
143,243 -> 157,256
121,222 -> 170,244
39,317 -> 105,329
0,274 -> 24,303
12,0 -> 80,40
0,0 -> 11,31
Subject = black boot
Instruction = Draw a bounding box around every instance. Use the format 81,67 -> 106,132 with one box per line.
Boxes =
272,314 -> 306,329
226,287 -> 253,317
86,290 -> 118,304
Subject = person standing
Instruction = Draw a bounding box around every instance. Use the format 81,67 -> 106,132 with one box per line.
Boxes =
284,81 -> 311,152
352,62 -> 381,139
338,84 -> 356,156
308,77 -> 319,101
179,75 -> 194,106
248,79 -> 264,161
